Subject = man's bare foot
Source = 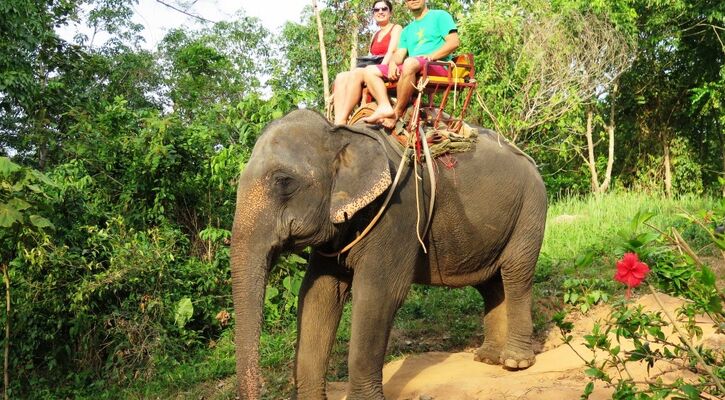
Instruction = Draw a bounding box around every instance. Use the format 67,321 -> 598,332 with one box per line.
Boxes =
362,104 -> 395,124
381,115 -> 398,129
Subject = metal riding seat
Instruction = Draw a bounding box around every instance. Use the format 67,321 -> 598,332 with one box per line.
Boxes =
354,53 -> 477,133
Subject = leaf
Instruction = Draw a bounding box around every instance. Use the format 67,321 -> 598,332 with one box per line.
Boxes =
570,293 -> 580,304
679,384 -> 699,400
290,276 -> 302,293
287,253 -> 308,265
699,266 -> 715,286
265,286 -> 279,302
7,198 -> 31,211
580,382 -> 594,399
584,367 -> 605,379
174,297 -> 194,329
29,170 -> 56,187
630,210 -> 655,232
29,215 -> 54,229
575,252 -> 595,268
635,232 -> 660,246
0,203 -> 23,227
0,157 -> 21,176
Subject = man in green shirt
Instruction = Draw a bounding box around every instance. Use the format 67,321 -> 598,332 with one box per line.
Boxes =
362,0 -> 460,128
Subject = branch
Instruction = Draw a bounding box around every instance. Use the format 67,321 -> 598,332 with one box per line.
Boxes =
647,285 -> 725,394
154,0 -> 216,24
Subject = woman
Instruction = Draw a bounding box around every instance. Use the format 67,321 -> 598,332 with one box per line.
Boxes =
333,0 -> 402,125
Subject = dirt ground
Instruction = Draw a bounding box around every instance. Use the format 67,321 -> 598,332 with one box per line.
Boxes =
327,293 -> 723,400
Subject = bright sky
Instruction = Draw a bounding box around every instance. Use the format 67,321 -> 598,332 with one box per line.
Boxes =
60,0 -> 310,49
132,0 -> 309,48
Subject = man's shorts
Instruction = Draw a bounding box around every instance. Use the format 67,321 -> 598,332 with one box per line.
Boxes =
375,56 -> 448,79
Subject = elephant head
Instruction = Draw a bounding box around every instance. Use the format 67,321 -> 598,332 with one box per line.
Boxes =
229,110 -> 391,398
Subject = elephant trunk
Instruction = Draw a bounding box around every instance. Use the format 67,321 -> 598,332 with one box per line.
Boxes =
230,180 -> 275,399
231,245 -> 269,399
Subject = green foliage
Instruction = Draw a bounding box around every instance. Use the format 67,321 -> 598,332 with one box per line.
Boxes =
1,0 -> 724,396
562,278 -> 611,313
0,155 -> 56,249
265,252 -> 308,325
555,203 -> 725,400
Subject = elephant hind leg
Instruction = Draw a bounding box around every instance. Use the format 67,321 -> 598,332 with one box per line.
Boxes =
497,240 -> 540,369
473,272 -> 507,365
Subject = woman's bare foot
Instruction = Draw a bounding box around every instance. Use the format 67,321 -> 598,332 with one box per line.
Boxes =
362,103 -> 395,124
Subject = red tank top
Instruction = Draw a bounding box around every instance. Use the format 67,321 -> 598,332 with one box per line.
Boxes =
369,28 -> 392,56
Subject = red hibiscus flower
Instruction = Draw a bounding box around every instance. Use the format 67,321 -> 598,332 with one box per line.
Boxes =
614,252 -> 650,298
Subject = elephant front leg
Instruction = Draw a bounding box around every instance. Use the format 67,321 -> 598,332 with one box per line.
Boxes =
295,260 -> 351,399
346,265 -> 413,399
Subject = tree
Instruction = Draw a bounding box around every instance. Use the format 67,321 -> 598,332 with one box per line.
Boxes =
461,2 -> 632,146
615,0 -> 724,196
0,157 -> 55,399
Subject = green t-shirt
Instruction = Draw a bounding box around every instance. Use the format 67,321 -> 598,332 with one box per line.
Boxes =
399,10 -> 457,59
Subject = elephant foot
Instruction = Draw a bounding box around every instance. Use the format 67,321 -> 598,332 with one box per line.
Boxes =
500,348 -> 535,370
473,343 -> 502,365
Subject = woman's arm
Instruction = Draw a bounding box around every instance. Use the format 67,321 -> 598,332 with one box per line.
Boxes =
381,24 -> 402,66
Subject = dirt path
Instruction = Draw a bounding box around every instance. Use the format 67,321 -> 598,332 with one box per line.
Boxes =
328,293 -> 722,399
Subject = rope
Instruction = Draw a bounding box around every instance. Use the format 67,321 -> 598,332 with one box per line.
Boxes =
319,76 -> 444,257
409,77 -> 436,253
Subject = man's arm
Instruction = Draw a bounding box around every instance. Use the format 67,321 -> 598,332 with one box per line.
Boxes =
427,31 -> 460,61
387,47 -> 408,80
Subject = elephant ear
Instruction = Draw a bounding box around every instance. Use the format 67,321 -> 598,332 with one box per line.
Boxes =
329,125 -> 391,224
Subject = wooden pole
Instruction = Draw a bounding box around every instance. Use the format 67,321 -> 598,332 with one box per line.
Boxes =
312,0 -> 331,106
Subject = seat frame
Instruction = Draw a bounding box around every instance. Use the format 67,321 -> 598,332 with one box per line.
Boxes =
359,53 -> 477,132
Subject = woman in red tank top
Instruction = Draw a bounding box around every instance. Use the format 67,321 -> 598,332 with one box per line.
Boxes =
333,0 -> 402,124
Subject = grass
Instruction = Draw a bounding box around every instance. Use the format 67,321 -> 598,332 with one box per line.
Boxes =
121,191 -> 716,399
543,191 -> 711,264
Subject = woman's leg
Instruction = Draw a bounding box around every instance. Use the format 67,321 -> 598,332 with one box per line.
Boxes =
333,71 -> 352,124
335,68 -> 367,124
362,65 -> 395,124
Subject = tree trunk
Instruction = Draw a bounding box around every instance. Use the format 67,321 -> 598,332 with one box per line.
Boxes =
34,67 -> 49,171
599,81 -> 618,193
349,26 -> 358,71
663,136 -> 672,198
719,127 -> 725,198
3,263 -> 9,400
312,0 -> 330,106
585,105 -> 600,194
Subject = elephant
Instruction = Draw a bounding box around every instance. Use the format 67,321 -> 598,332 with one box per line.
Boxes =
230,109 -> 547,399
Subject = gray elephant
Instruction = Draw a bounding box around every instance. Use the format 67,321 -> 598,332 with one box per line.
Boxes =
230,109 -> 547,399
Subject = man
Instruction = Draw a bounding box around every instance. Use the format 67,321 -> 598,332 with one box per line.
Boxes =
362,0 -> 460,128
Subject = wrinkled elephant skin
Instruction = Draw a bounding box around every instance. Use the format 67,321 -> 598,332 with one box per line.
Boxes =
229,110 -> 547,399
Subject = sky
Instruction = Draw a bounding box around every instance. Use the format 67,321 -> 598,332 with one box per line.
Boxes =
61,0 -> 310,49
132,0 -> 309,48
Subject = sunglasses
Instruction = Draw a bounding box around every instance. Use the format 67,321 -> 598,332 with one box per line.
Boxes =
372,6 -> 389,12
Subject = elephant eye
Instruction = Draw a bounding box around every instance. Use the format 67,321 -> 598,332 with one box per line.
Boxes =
272,173 -> 299,198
